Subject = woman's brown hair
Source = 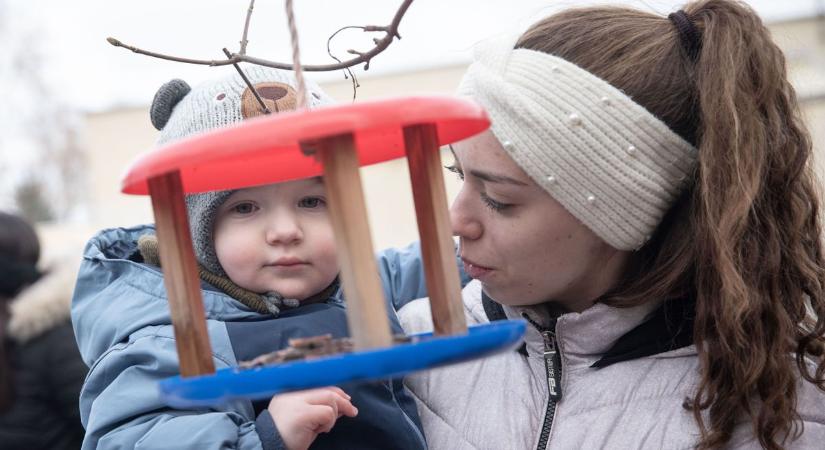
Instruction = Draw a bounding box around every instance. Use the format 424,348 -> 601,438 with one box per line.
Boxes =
517,0 -> 825,448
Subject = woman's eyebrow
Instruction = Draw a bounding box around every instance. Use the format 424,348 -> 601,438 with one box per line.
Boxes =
468,169 -> 529,186
449,144 -> 527,185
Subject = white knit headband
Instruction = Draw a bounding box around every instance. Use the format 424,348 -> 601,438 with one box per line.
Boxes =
459,36 -> 698,251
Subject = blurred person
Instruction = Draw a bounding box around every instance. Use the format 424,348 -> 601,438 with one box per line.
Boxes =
0,211 -> 86,449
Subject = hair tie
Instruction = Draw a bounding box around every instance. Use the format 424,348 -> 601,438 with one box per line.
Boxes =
668,10 -> 702,61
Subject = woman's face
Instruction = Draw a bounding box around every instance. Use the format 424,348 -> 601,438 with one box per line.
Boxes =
449,130 -> 629,311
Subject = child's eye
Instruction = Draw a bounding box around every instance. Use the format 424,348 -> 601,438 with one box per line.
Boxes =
298,196 -> 326,209
444,164 -> 464,181
232,202 -> 258,215
480,192 -> 512,212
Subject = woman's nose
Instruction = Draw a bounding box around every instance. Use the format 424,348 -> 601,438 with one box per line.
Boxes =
450,188 -> 482,240
265,213 -> 303,245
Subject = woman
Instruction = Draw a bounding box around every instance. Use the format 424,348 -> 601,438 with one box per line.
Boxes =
398,1 -> 825,448
0,212 -> 87,449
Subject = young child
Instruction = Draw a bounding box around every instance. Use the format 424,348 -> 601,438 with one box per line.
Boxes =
71,67 -> 435,450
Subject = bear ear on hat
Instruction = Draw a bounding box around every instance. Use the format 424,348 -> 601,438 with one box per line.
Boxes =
150,79 -> 191,130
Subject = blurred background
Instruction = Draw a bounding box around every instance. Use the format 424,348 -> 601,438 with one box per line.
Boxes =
1,0 -> 824,258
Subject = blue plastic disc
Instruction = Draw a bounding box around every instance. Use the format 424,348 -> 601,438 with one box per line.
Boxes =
159,319 -> 526,407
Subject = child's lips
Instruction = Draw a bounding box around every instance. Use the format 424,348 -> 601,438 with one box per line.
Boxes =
264,259 -> 310,274
266,257 -> 308,267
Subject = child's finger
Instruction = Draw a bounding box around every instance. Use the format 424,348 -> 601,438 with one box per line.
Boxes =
305,404 -> 338,434
323,388 -> 357,418
316,387 -> 357,417
302,387 -> 358,419
323,386 -> 351,400
332,394 -> 358,418
302,389 -> 341,414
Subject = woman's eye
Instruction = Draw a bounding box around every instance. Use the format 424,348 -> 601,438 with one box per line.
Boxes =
232,202 -> 258,214
444,164 -> 464,181
480,192 -> 512,212
299,196 -> 326,209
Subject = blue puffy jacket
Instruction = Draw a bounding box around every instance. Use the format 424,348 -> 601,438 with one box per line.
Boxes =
72,225 -> 450,450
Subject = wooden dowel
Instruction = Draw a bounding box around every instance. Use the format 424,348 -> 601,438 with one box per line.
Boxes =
404,124 -> 467,335
148,172 -> 215,376
315,134 -> 393,350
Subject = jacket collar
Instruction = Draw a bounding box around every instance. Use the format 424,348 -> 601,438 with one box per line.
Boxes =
590,295 -> 695,368
480,283 -> 694,368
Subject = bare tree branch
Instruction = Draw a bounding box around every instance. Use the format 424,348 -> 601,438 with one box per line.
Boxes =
107,37 -> 235,66
239,0 -> 256,55
326,26 -> 361,101
106,0 -> 414,73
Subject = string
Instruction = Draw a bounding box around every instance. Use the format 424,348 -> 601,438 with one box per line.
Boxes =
285,0 -> 308,109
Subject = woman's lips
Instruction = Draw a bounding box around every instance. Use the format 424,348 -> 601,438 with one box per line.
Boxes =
462,258 -> 493,279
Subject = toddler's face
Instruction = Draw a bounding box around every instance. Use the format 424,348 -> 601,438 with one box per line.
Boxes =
213,178 -> 338,301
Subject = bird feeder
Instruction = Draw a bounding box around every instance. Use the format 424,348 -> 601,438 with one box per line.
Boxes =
121,96 -> 526,407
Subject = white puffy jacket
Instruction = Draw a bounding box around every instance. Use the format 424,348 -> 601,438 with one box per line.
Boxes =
398,280 -> 825,449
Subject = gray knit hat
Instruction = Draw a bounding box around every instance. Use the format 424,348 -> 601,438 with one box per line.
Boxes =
150,66 -> 334,276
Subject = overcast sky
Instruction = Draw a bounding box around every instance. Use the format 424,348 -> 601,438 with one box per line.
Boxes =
4,0 -> 822,112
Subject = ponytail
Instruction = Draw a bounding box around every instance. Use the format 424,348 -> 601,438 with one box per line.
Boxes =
684,1 -> 825,448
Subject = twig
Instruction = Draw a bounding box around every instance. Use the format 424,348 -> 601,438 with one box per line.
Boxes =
239,0 -> 256,55
222,48 -> 270,114
326,26 -> 362,102
107,37 -> 234,67
106,0 -> 414,73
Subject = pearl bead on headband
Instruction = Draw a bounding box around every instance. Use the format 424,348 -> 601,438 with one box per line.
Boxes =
458,35 -> 698,251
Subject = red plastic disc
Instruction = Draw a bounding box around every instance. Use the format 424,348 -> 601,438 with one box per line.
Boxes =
121,96 -> 489,195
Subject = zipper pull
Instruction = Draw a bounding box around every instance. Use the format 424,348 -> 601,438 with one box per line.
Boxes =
541,331 -> 563,402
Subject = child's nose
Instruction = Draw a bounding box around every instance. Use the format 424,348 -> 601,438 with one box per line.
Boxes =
265,214 -> 303,245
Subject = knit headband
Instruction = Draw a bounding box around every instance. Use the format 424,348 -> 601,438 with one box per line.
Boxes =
458,36 -> 698,251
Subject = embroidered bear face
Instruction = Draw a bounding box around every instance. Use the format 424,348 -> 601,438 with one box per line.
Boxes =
241,82 -> 298,118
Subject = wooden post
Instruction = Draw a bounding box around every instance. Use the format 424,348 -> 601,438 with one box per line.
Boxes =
148,171 -> 215,376
404,124 -> 467,336
314,134 -> 393,350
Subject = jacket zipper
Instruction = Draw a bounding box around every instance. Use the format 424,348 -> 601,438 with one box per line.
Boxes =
524,315 -> 562,450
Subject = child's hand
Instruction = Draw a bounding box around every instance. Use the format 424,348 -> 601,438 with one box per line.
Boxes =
267,386 -> 358,450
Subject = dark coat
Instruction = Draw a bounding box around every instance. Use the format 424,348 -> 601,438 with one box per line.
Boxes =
1,257 -> 87,450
